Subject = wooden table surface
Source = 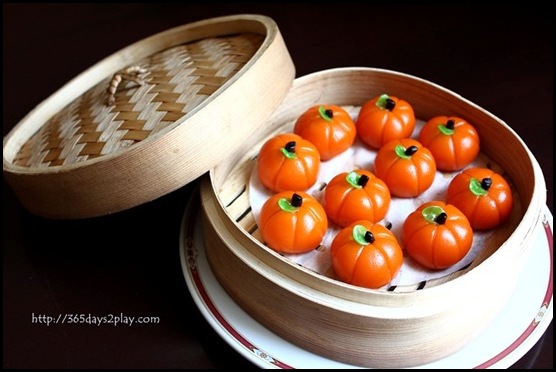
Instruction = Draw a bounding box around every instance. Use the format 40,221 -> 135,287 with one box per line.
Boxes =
3,4 -> 552,369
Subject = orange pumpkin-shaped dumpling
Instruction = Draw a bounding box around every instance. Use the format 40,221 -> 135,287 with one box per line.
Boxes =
322,169 -> 390,228
356,93 -> 416,149
259,191 -> 328,254
402,201 -> 473,270
331,220 -> 403,289
418,115 -> 480,171
374,138 -> 436,198
294,104 -> 357,161
257,133 -> 320,193
446,167 -> 513,230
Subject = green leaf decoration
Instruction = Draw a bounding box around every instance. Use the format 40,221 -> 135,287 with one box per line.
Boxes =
438,124 -> 455,135
375,93 -> 390,110
422,205 -> 446,224
346,171 -> 362,188
352,224 -> 371,245
318,105 -> 333,122
395,144 -> 411,159
280,146 -> 297,159
278,197 -> 299,213
469,178 -> 489,196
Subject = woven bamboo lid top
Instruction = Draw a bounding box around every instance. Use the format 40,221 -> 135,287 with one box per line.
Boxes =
3,14 -> 296,218
13,33 -> 264,169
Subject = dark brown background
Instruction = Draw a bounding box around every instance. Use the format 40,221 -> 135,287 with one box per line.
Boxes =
3,3 -> 552,369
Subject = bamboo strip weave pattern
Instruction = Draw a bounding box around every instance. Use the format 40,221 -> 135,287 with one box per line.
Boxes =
13,33 -> 264,168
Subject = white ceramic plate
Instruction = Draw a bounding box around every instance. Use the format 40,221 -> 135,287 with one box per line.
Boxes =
179,193 -> 553,369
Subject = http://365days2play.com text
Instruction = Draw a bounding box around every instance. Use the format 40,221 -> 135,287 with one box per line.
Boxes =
31,312 -> 160,327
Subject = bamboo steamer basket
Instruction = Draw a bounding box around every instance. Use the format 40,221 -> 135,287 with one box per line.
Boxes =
200,67 -> 547,368
2,14 -> 295,219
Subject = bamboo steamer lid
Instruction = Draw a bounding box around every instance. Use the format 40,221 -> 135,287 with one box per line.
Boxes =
2,14 -> 295,219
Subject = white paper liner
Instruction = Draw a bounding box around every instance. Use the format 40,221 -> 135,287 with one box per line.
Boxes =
249,106 -> 512,288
